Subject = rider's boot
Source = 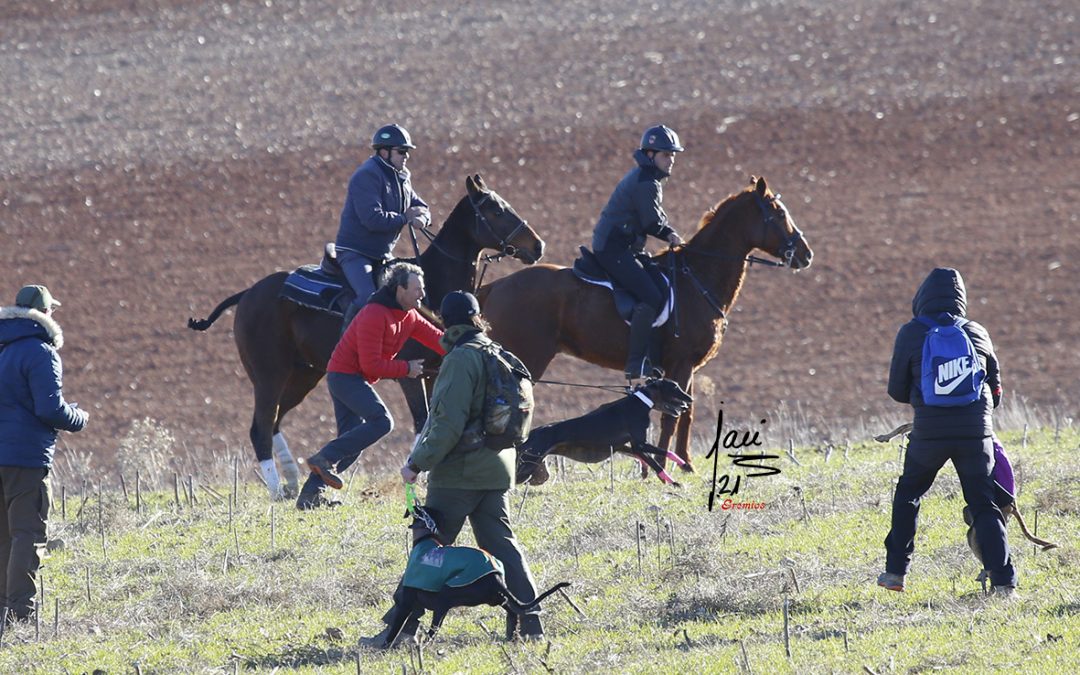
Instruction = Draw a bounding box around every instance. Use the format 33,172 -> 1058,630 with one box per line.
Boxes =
647,330 -> 666,379
625,304 -> 657,383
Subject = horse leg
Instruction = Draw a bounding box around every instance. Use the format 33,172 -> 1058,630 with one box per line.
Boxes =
273,366 -> 326,498
270,433 -> 299,499
250,383 -> 285,500
651,370 -> 694,477
398,377 -> 429,437
674,378 -> 696,472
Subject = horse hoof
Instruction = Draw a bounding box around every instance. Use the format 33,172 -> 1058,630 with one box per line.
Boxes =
282,484 -> 299,500
678,462 -> 696,474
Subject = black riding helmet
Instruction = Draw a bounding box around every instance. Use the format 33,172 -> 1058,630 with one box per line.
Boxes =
640,125 -> 684,153
440,290 -> 480,327
371,124 -> 416,150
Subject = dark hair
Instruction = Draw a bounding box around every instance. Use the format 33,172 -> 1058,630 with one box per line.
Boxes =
380,262 -> 423,292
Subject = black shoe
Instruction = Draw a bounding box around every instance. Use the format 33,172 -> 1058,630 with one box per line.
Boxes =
296,474 -> 333,510
360,625 -> 418,649
519,613 -> 544,642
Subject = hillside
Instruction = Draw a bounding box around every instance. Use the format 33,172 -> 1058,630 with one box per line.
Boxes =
1,0 -> 1078,473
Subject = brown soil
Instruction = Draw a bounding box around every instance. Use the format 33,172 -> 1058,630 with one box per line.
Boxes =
2,0 -> 1077,473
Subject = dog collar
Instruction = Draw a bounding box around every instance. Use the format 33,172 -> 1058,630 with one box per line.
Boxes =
633,390 -> 655,409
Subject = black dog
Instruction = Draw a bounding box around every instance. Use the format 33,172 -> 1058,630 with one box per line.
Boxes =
517,377 -> 693,486
366,510 -> 570,649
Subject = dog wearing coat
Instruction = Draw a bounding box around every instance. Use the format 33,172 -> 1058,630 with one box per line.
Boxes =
364,507 -> 570,649
963,437 -> 1058,583
516,377 -> 693,486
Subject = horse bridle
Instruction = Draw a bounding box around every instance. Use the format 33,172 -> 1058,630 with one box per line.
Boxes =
665,190 -> 805,335
752,190 -> 805,268
467,191 -> 529,261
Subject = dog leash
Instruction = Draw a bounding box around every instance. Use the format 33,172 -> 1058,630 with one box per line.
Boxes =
534,378 -> 627,394
405,482 -> 419,514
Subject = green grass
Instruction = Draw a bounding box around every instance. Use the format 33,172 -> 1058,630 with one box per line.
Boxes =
1,427 -> 1076,673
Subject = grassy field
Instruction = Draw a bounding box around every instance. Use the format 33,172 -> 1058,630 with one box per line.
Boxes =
2,424 -> 1077,673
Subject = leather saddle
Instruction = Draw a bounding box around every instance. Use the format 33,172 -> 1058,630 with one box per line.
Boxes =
279,243 -> 355,316
571,246 -> 673,326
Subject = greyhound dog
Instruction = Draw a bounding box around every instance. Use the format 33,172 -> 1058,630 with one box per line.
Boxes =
364,508 -> 570,649
963,437 -> 1058,584
516,377 -> 693,486
875,424 -> 1058,582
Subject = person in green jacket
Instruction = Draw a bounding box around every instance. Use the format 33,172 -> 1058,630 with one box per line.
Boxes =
396,290 -> 542,642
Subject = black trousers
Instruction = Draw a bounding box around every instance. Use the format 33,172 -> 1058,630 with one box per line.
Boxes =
884,436 -> 1017,587
593,249 -> 666,314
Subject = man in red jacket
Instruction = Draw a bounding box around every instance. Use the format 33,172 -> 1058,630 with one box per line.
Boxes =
298,262 -> 445,509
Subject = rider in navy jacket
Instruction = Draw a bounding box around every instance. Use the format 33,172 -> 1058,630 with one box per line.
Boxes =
591,125 -> 684,381
0,305 -> 87,467
336,124 -> 431,328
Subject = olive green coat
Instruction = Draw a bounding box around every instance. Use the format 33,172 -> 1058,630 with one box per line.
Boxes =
408,325 -> 516,489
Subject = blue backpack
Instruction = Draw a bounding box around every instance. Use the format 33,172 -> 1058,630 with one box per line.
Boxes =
916,315 -> 985,407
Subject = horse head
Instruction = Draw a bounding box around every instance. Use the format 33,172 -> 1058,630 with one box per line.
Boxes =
745,176 -> 814,270
465,174 -> 545,264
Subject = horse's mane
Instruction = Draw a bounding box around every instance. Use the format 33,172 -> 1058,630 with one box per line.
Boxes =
688,185 -> 757,236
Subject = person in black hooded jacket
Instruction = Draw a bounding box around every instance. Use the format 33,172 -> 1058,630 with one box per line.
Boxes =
877,268 -> 1016,595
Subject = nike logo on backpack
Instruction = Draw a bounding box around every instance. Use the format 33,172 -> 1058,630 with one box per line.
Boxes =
935,356 -> 973,395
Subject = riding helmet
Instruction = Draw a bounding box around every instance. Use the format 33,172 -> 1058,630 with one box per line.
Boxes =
440,291 -> 480,327
371,124 -> 416,150
640,125 -> 684,153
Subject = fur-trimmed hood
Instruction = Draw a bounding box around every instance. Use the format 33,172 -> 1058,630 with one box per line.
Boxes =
0,306 -> 64,349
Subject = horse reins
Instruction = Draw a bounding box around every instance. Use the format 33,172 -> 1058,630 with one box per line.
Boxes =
409,193 -> 530,292
662,191 -> 805,331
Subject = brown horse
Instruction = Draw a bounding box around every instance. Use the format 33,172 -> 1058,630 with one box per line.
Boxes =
477,177 -> 812,473
188,174 -> 544,498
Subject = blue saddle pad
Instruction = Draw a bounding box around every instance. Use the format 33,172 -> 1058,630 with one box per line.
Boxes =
571,247 -> 672,326
279,264 -> 353,316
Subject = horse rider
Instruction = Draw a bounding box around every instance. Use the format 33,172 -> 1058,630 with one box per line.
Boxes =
591,124 -> 685,382
336,124 -> 432,331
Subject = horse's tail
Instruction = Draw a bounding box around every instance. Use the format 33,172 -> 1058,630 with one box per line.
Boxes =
187,291 -> 245,331
1011,506 -> 1059,551
502,581 -> 571,615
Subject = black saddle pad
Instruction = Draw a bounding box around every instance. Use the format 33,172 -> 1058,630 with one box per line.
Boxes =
571,247 -> 672,325
280,264 -> 354,316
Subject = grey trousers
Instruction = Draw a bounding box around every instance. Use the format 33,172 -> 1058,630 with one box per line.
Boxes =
0,467 -> 49,620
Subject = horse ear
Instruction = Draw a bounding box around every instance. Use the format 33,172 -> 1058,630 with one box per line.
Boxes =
473,173 -> 487,190
755,176 -> 768,195
465,174 -> 478,195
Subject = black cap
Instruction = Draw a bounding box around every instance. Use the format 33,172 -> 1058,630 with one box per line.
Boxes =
440,291 -> 480,327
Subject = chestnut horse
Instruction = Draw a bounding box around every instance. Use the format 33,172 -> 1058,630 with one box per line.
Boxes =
189,174 -> 544,498
477,177 -> 812,473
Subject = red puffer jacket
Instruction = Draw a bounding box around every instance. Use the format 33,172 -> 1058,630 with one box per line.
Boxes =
328,286 -> 445,383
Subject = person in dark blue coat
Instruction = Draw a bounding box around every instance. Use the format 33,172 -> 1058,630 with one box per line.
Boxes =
878,268 -> 1016,595
591,125 -> 684,381
336,123 -> 432,330
0,285 -> 88,621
